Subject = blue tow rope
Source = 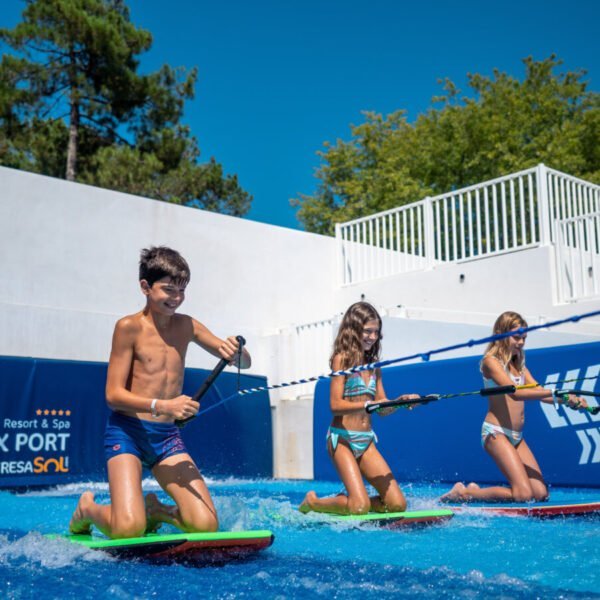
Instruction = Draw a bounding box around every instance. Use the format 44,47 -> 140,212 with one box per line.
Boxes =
198,309 -> 600,416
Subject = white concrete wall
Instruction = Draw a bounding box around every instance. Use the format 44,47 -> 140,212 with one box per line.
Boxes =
336,246 -> 600,337
0,166 -> 337,376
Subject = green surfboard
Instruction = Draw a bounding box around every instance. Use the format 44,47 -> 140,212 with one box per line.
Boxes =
48,529 -> 274,564
306,509 -> 454,528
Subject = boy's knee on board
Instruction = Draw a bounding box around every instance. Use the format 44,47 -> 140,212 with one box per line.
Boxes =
181,511 -> 219,533
111,514 -> 146,539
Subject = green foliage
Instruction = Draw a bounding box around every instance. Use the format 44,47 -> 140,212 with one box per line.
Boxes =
294,56 -> 599,235
0,0 -> 251,217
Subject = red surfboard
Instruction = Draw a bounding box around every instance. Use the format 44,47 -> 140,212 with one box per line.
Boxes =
446,501 -> 600,518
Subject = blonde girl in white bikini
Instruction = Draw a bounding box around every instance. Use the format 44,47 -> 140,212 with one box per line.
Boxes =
441,311 -> 588,503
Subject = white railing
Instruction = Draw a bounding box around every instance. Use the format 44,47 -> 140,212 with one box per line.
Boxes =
555,211 -> 600,303
336,164 -> 600,298
546,168 -> 600,242
430,166 -> 541,262
336,200 -> 430,284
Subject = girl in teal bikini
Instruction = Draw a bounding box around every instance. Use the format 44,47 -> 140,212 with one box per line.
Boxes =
300,302 -> 417,515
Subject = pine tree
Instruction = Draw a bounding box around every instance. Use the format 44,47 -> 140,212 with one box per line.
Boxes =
0,0 -> 251,216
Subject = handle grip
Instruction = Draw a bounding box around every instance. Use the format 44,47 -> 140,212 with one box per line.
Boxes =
480,384 -> 516,397
553,389 -> 600,415
175,335 -> 246,428
365,395 -> 439,414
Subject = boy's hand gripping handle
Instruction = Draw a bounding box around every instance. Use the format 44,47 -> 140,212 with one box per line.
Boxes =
175,335 -> 246,428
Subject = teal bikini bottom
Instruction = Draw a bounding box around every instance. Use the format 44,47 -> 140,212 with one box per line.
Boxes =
327,426 -> 378,459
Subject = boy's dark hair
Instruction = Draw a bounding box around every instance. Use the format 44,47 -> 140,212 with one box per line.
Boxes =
139,246 -> 190,286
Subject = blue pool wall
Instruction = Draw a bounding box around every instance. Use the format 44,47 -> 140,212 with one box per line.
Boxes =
0,356 -> 272,488
313,341 -> 600,487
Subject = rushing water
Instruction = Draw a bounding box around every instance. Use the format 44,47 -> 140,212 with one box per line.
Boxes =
0,479 -> 598,599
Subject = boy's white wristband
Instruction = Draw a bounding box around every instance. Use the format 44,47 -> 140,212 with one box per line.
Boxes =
151,398 -> 159,418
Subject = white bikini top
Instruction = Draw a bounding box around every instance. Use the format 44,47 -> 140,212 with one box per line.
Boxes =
482,356 -> 525,388
483,371 -> 524,388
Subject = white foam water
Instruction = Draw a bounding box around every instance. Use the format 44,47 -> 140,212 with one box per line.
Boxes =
0,532 -> 109,569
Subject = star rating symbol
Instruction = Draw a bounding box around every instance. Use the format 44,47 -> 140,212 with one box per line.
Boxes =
34,408 -> 72,416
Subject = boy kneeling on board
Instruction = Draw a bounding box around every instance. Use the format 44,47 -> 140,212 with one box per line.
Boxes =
70,246 -> 250,538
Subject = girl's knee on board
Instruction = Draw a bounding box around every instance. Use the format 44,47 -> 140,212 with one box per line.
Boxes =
347,494 -> 371,515
385,495 -> 407,513
511,482 -> 536,503
380,481 -> 407,512
531,481 -> 549,502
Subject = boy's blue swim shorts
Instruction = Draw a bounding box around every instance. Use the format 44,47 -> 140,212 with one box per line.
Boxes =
104,411 -> 188,469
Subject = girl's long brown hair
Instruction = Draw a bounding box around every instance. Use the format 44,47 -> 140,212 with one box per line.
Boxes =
483,311 -> 528,372
330,302 -> 382,370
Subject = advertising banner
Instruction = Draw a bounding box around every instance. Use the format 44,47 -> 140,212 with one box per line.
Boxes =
313,342 -> 600,487
0,356 -> 272,489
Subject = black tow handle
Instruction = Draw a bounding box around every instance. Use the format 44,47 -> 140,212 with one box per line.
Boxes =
175,335 -> 246,428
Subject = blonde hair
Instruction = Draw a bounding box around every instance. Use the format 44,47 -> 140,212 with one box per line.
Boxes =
330,302 -> 382,370
483,311 -> 528,372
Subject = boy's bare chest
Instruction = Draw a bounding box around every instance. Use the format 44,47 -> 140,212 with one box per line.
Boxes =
134,329 -> 188,373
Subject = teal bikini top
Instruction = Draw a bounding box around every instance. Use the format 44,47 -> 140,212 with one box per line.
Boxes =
343,372 -> 376,398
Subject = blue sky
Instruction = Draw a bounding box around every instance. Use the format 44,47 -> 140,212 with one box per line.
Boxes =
3,1 -> 599,230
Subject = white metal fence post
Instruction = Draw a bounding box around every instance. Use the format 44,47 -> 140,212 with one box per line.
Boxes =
334,222 -> 343,286
424,196 -> 435,268
536,163 -> 551,246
